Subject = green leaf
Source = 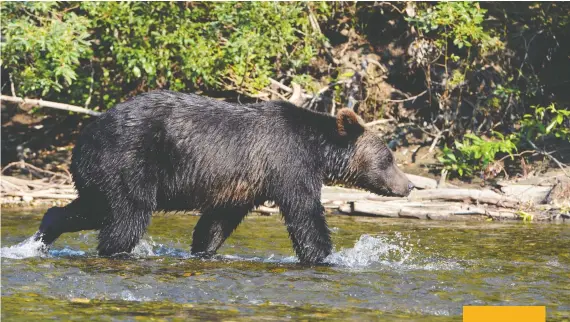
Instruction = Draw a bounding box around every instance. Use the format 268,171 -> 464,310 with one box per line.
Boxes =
545,120 -> 557,134
133,66 -> 141,78
448,153 -> 457,162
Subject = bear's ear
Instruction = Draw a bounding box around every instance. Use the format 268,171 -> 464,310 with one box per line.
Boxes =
336,108 -> 365,137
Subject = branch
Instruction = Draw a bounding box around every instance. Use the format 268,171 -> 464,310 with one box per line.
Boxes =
9,73 -> 16,97
2,161 -> 72,183
85,60 -> 95,109
288,82 -> 305,106
269,78 -> 293,93
384,90 -> 427,103
1,95 -> 101,116
308,12 -> 339,66
262,88 -> 288,101
525,139 -> 569,176
268,78 -> 313,99
305,79 -> 351,108
495,150 -> 537,163
428,130 -> 443,153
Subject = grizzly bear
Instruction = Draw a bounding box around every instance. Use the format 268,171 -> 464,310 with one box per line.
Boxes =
33,90 -> 413,264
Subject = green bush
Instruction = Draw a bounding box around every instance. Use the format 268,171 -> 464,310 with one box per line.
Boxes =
1,2 -> 92,96
438,132 -> 517,177
439,103 -> 570,178
408,2 -> 501,51
1,2 -> 329,110
521,104 -> 570,142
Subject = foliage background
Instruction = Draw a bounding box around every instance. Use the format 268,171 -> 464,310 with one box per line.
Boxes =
2,2 -> 569,178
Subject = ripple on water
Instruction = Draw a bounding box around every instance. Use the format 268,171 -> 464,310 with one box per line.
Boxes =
3,213 -> 568,320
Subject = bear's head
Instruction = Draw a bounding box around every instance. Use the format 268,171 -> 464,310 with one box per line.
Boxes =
336,108 -> 414,197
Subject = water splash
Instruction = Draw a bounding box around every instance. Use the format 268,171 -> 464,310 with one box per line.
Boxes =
132,238 -> 193,258
2,233 -> 460,270
132,239 -> 157,257
0,233 -> 48,259
325,234 -> 461,271
325,234 -> 411,268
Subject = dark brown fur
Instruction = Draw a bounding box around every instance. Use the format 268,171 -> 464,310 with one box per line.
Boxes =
33,91 -> 413,264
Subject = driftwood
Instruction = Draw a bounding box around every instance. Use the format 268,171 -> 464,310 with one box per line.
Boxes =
338,200 -> 522,221
1,95 -> 101,116
251,205 -> 280,215
364,187 -> 522,208
322,176 -> 565,222
1,175 -> 77,201
406,174 -> 438,189
1,175 -> 71,189
2,161 -> 72,184
499,185 -> 552,204
1,161 -> 77,203
405,188 -> 522,208
2,171 -> 566,222
5,191 -> 77,200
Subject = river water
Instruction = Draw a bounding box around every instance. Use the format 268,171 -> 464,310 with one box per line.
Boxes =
1,209 -> 569,321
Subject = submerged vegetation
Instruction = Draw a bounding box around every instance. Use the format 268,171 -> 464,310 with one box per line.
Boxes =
1,2 -> 569,178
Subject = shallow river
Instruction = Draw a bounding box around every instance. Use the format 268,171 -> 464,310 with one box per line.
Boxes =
1,209 -> 569,321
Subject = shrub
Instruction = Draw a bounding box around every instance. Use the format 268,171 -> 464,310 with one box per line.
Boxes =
438,132 -> 517,177
1,2 -> 329,110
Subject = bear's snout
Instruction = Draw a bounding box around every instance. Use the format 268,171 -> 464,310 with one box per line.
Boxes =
394,180 -> 414,197
379,165 -> 414,197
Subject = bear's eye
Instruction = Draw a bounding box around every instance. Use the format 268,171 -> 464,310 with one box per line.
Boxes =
385,153 -> 394,164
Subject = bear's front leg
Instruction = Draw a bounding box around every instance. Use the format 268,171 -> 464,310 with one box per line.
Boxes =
97,200 -> 153,256
34,198 -> 101,246
280,199 -> 332,265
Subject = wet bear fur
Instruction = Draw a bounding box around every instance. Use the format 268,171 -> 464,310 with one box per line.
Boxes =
35,90 -> 413,264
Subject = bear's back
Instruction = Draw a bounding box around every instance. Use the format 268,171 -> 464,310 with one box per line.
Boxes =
71,91 -> 331,192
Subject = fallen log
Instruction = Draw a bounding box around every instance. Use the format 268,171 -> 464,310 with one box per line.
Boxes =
406,174 -> 437,189
2,176 -> 73,190
5,191 -> 78,200
321,186 -> 372,202
251,205 -> 280,214
339,200 -> 522,221
407,188 -> 521,208
3,174 -> 564,222
499,184 -> 552,204
339,201 -> 401,218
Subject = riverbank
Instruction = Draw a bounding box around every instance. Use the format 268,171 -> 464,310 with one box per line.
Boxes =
2,168 -> 569,223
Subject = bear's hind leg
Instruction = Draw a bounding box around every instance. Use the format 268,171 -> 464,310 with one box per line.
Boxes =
191,206 -> 250,256
97,201 -> 152,256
